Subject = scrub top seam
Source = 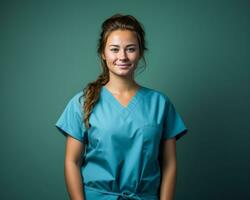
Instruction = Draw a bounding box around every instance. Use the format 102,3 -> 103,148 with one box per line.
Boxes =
101,86 -> 145,120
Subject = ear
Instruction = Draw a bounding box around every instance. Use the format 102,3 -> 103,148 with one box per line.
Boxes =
101,53 -> 106,60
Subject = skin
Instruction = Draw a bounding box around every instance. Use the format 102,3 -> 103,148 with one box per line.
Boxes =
64,29 -> 177,200
64,136 -> 85,200
101,29 -> 141,104
160,138 -> 177,200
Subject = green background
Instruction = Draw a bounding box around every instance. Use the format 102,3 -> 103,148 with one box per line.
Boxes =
1,0 -> 249,199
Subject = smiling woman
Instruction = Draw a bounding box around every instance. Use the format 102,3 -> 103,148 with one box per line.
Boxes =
55,13 -> 188,200
101,30 -> 140,78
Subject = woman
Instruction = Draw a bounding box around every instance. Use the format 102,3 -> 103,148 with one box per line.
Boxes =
55,13 -> 188,200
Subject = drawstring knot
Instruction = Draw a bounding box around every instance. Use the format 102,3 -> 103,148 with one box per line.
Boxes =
120,191 -> 141,199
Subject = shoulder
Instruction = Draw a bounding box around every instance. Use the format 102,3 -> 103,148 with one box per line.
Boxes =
141,86 -> 171,104
69,90 -> 84,105
64,90 -> 84,114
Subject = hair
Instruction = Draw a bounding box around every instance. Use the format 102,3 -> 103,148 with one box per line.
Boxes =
81,13 -> 148,129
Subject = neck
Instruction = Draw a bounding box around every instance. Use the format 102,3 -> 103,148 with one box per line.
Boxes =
104,74 -> 140,94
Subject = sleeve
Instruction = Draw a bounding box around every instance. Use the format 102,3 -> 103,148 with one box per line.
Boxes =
161,98 -> 188,141
55,93 -> 86,143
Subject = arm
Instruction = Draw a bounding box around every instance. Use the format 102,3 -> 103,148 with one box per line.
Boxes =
159,138 -> 177,200
64,135 -> 85,200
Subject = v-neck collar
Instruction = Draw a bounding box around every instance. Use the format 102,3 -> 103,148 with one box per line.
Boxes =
101,85 -> 144,120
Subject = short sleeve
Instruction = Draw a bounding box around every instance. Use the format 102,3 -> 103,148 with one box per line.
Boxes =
55,92 -> 86,143
161,98 -> 188,141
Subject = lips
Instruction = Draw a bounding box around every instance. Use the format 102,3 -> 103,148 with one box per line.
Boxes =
116,64 -> 131,69
117,64 -> 130,66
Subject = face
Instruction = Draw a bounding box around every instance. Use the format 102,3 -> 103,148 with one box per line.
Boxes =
102,30 -> 141,78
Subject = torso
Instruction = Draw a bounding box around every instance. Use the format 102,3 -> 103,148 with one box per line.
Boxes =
103,85 -> 141,108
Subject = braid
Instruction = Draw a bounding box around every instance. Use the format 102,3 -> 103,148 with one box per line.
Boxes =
82,73 -> 109,129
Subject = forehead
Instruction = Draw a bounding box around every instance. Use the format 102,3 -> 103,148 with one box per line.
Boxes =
106,30 -> 138,45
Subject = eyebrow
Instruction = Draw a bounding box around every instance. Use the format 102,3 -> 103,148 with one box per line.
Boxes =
108,44 -> 137,47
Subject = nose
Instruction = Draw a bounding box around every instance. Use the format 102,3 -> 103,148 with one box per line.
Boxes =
118,49 -> 128,60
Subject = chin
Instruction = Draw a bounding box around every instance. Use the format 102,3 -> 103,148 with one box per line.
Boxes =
110,70 -> 133,77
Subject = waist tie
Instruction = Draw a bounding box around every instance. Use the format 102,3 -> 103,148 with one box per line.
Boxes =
84,185 -> 157,200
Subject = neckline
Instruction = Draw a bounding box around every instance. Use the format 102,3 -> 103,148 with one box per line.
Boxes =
102,85 -> 143,109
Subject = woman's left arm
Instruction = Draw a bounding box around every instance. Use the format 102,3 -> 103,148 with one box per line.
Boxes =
159,138 -> 177,200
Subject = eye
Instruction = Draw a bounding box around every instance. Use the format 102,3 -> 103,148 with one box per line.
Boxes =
110,48 -> 119,52
127,48 -> 136,52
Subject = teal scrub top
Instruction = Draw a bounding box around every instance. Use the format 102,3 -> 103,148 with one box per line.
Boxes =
55,85 -> 188,200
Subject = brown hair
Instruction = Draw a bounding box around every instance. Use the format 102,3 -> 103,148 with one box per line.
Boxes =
81,13 -> 148,129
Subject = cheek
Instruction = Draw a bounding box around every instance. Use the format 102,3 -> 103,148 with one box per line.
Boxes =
105,53 -> 116,62
129,52 -> 140,61
105,57 -> 116,68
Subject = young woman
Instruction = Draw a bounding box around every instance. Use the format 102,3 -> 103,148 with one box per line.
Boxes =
55,13 -> 188,200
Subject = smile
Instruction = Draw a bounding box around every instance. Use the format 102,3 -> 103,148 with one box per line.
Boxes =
117,64 -> 131,66
116,64 -> 131,69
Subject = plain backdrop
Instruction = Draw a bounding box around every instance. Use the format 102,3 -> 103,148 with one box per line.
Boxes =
1,0 -> 249,199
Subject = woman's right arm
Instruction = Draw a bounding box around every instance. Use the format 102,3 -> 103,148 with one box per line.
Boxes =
64,135 -> 85,200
